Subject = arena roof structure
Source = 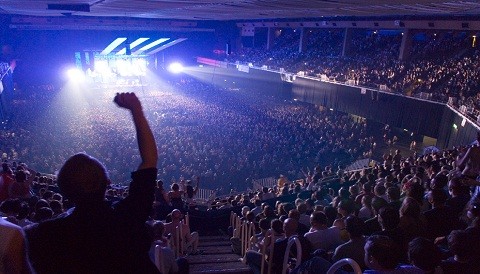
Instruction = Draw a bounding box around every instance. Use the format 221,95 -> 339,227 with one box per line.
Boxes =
1,1 -> 480,21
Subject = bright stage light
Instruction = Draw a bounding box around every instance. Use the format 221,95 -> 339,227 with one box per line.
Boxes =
116,59 -> 130,76
131,59 -> 147,76
66,68 -> 85,81
168,62 -> 184,74
94,60 -> 111,76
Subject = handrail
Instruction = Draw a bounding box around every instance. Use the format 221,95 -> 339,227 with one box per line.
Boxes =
327,258 -> 362,274
246,222 -> 256,252
282,236 -> 302,274
233,215 -> 242,238
261,234 -> 276,274
230,212 -> 236,228
447,102 -> 480,131
241,221 -> 255,256
179,223 -> 184,255
174,225 -> 181,258
240,221 -> 246,257
183,212 -> 190,227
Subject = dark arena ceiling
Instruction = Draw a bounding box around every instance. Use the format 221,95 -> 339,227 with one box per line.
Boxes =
1,1 -> 480,21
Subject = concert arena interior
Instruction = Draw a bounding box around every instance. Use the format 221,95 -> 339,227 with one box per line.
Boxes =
1,1 -> 480,273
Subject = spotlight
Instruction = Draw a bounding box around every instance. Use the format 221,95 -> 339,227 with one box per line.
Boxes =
168,62 -> 184,74
94,60 -> 110,75
66,68 -> 85,81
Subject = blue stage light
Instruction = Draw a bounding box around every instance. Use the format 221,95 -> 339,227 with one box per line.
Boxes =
100,38 -> 127,55
134,38 -> 170,55
116,38 -> 149,55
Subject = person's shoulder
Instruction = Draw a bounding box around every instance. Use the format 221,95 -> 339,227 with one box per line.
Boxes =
274,237 -> 288,245
423,207 -> 435,217
25,214 -> 69,236
327,225 -> 341,233
396,264 -> 425,273
471,145 -> 480,151
159,245 -> 175,257
304,230 -> 314,238
334,240 -> 350,252
305,229 -> 322,235
0,218 -> 24,241
363,265 -> 423,274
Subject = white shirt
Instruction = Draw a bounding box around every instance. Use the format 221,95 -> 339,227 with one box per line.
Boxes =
358,206 -> 373,220
149,244 -> 178,274
304,226 -> 343,252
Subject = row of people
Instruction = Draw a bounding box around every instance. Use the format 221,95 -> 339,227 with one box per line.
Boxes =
229,29 -> 479,106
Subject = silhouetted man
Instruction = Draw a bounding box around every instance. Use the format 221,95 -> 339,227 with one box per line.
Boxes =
26,93 -> 159,274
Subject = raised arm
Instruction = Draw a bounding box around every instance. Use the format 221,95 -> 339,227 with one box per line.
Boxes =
194,176 -> 200,194
457,147 -> 471,172
114,92 -> 157,170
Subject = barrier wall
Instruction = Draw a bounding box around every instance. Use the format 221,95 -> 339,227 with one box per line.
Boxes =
437,106 -> 480,148
193,64 -> 290,99
197,63 -> 479,149
291,77 -> 446,138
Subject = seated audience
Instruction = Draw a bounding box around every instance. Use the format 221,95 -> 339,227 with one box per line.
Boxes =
363,235 -> 423,273
375,206 -> 406,257
291,235 -> 423,274
168,183 -> 185,211
423,188 -> 458,240
150,221 -> 189,274
305,211 -> 343,252
164,209 -> 200,255
446,176 -> 471,217
364,197 -> 388,236
332,216 -> 367,270
246,218 -> 310,274
441,230 -> 480,273
407,237 -> 442,274
398,197 -> 427,243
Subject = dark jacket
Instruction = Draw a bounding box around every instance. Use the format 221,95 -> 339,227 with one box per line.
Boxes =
26,168 -> 159,274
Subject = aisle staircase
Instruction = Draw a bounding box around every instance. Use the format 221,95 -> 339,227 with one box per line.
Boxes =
188,235 -> 252,274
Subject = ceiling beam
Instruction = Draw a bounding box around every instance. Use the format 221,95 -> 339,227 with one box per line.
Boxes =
8,15 -> 217,32
236,19 -> 480,31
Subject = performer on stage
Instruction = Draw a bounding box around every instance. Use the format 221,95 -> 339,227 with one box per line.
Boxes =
0,44 -> 16,121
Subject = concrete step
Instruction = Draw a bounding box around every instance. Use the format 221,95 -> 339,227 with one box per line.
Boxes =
189,235 -> 251,274
201,245 -> 234,255
188,254 -> 241,264
190,261 -> 252,274
199,241 -> 231,247
201,235 -> 230,242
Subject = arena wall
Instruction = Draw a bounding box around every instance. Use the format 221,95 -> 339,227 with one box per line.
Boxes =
198,63 -> 479,149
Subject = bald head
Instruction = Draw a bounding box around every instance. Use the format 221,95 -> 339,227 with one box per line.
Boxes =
171,209 -> 182,221
283,218 -> 298,237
